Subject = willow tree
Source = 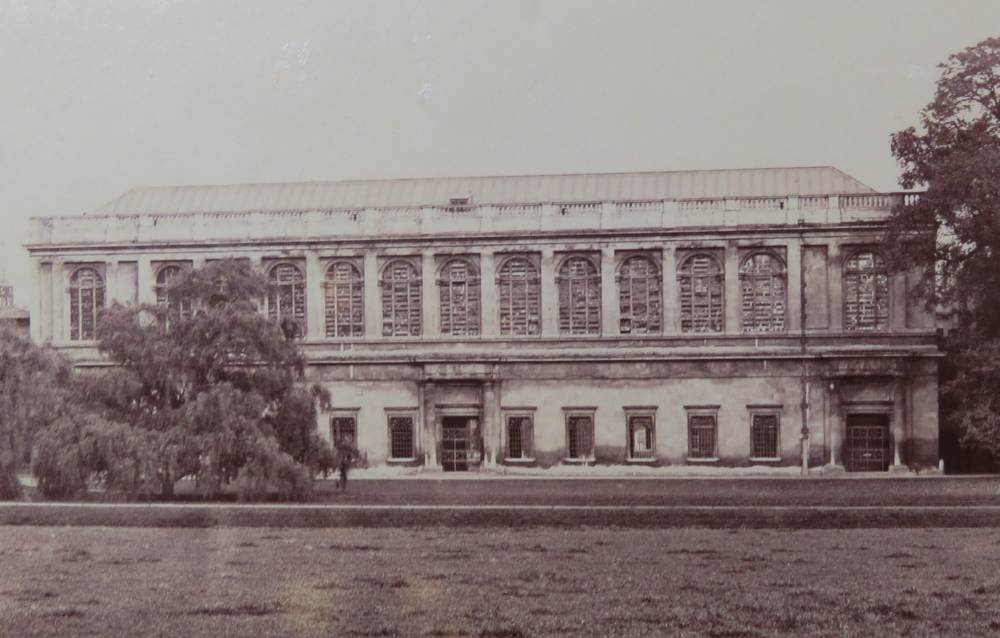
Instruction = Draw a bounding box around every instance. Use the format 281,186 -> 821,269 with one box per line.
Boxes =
884,36 -> 1000,462
33,259 -> 335,500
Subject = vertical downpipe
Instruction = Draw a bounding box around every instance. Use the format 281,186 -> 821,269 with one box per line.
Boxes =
799,225 -> 810,476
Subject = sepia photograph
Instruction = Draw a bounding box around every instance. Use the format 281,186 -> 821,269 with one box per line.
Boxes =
2,1 -> 1000,636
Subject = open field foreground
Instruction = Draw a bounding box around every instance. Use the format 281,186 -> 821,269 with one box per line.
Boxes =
2,526 -> 1000,637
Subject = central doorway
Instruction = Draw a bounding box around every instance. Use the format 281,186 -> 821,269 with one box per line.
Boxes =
442,416 -> 475,472
845,413 -> 891,472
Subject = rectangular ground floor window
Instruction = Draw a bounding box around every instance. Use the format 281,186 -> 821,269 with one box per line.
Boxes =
564,409 -> 596,461
625,407 -> 657,460
504,412 -> 535,460
330,411 -> 359,447
386,412 -> 416,460
686,406 -> 719,461
749,411 -> 780,460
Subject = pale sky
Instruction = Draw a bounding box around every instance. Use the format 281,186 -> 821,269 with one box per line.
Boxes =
2,0 -> 999,308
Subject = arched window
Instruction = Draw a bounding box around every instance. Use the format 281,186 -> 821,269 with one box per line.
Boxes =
381,260 -> 421,337
69,267 -> 104,341
557,256 -> 601,335
438,259 -> 480,336
740,252 -> 786,333
325,261 -> 364,337
266,262 -> 306,336
618,255 -> 661,334
155,265 -> 192,319
844,250 -> 889,331
496,256 -> 541,336
678,253 -> 724,333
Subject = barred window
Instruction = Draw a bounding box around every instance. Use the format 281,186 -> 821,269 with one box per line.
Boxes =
325,261 -> 364,337
558,256 -> 601,335
155,265 -> 192,319
688,414 -> 717,459
566,414 -> 595,460
497,257 -> 541,336
69,267 -> 105,341
388,415 -> 415,459
750,413 -> 779,459
331,415 -> 358,446
266,263 -> 306,337
438,259 -> 480,336
679,254 -> 724,333
740,252 -> 786,333
505,415 -> 534,459
844,250 -> 889,331
627,414 -> 655,459
618,256 -> 662,334
381,260 -> 421,337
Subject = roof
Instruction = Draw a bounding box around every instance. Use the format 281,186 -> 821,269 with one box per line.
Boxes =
93,166 -> 875,215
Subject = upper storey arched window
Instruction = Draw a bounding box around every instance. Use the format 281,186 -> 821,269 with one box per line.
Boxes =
844,250 -> 889,331
678,253 -> 724,333
381,259 -> 421,337
266,262 -> 306,337
557,255 -> 601,335
325,261 -> 364,337
740,252 -> 786,333
618,255 -> 661,334
155,265 -> 192,319
497,256 -> 541,336
438,259 -> 480,336
69,267 -> 105,341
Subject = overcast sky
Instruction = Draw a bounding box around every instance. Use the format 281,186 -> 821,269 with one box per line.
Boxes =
2,1 -> 999,307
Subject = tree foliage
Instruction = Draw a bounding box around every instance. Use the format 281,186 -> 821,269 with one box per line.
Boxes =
885,37 -> 1000,460
33,259 -> 335,500
0,328 -> 75,499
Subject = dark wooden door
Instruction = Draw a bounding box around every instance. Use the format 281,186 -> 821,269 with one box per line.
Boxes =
845,414 -> 891,472
441,418 -> 470,472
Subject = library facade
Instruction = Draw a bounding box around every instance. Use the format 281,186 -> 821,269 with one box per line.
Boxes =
25,167 -> 940,472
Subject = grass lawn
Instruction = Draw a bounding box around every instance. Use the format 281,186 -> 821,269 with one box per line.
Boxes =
2,526 -> 1000,637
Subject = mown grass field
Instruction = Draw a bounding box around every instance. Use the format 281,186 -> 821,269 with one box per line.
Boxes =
2,525 -> 1000,637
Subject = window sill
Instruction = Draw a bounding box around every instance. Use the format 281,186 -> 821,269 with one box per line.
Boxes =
625,457 -> 657,465
386,457 -> 418,465
562,457 -> 596,465
749,457 -> 783,463
504,457 -> 537,464
686,457 -> 720,463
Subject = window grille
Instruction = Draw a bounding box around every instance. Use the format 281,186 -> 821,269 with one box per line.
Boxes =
740,252 -> 786,333
388,416 -> 414,459
843,250 -> 889,331
506,415 -> 534,459
497,257 -> 541,336
566,415 -> 594,459
325,261 -> 364,337
381,260 -> 422,337
331,416 -> 358,446
678,254 -> 724,333
688,414 -> 717,458
557,256 -> 601,335
266,263 -> 306,336
750,414 -> 779,459
627,415 -> 655,459
618,256 -> 662,334
438,259 -> 480,336
155,265 -> 192,319
69,267 -> 105,341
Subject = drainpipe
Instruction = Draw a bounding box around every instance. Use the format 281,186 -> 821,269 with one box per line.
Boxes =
799,223 -> 810,476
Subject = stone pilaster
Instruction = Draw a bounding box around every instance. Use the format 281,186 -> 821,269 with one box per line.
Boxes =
600,247 -> 616,336
540,247 -> 558,336
305,251 -> 324,339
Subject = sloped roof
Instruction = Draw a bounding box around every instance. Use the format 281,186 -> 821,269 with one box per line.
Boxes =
93,166 -> 875,215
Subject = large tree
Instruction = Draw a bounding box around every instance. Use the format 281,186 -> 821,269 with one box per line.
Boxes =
32,259 -> 335,500
0,328 -> 75,499
885,36 -> 1000,463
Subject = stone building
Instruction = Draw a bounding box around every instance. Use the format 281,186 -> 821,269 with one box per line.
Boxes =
24,167 -> 940,472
